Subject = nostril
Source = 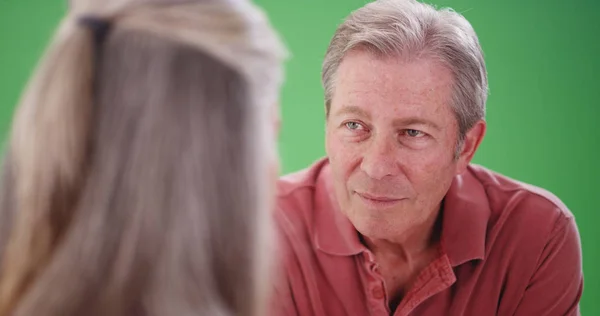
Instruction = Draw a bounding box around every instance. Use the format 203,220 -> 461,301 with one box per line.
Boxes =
360,159 -> 398,180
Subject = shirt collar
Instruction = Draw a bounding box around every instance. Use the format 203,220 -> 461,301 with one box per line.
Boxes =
313,159 -> 365,256
440,166 -> 490,266
313,159 -> 490,266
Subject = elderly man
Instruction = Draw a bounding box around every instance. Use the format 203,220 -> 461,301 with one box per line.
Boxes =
272,0 -> 583,315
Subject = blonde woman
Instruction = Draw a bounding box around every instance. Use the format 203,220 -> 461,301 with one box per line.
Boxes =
0,0 -> 286,315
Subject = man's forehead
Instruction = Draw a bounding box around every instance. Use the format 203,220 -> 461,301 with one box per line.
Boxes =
332,51 -> 454,112
336,52 -> 452,91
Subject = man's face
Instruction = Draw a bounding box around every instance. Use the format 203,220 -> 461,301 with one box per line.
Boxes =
325,48 -> 484,241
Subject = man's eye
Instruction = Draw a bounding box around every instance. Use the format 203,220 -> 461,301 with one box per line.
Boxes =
405,129 -> 424,137
345,122 -> 363,130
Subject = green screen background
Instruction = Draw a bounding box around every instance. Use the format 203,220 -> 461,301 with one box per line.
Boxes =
1,0 -> 598,313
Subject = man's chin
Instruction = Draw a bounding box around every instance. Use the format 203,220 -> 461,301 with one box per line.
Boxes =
348,214 -> 396,241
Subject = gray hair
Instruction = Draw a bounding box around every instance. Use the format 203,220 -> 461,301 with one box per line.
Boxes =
0,1 -> 286,316
322,0 -> 488,138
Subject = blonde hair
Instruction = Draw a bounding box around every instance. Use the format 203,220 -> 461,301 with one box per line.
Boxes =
0,1 -> 287,315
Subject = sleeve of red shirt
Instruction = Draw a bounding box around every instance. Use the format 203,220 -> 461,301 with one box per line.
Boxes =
269,210 -> 300,316
269,274 -> 298,316
513,214 -> 584,316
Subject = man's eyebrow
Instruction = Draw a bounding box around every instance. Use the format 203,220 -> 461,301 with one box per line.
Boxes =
393,117 -> 442,131
332,105 -> 371,119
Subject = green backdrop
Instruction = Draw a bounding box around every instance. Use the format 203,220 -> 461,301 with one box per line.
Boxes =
0,0 -> 598,313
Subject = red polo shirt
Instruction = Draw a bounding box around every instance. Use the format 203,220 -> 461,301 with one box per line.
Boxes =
271,158 -> 583,316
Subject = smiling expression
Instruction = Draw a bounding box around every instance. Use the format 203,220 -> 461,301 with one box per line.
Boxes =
325,48 -> 476,240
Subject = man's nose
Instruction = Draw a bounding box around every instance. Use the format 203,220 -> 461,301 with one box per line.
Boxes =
359,136 -> 400,180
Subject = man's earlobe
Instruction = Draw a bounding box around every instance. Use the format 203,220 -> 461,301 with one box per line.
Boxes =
457,120 -> 486,172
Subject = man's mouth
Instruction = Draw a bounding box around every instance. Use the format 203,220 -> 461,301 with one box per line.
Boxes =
355,191 -> 405,208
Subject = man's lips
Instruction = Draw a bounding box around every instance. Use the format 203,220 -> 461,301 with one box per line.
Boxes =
355,191 -> 405,208
356,192 -> 403,201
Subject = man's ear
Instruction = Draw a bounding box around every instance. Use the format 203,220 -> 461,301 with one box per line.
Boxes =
456,120 -> 486,174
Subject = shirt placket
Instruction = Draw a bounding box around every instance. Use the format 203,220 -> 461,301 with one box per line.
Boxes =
358,251 -> 391,316
394,254 -> 456,316
357,250 -> 457,316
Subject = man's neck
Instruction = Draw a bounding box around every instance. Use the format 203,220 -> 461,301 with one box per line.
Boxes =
362,205 -> 442,263
360,205 -> 444,313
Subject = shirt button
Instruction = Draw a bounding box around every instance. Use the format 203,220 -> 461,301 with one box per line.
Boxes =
372,286 -> 385,299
